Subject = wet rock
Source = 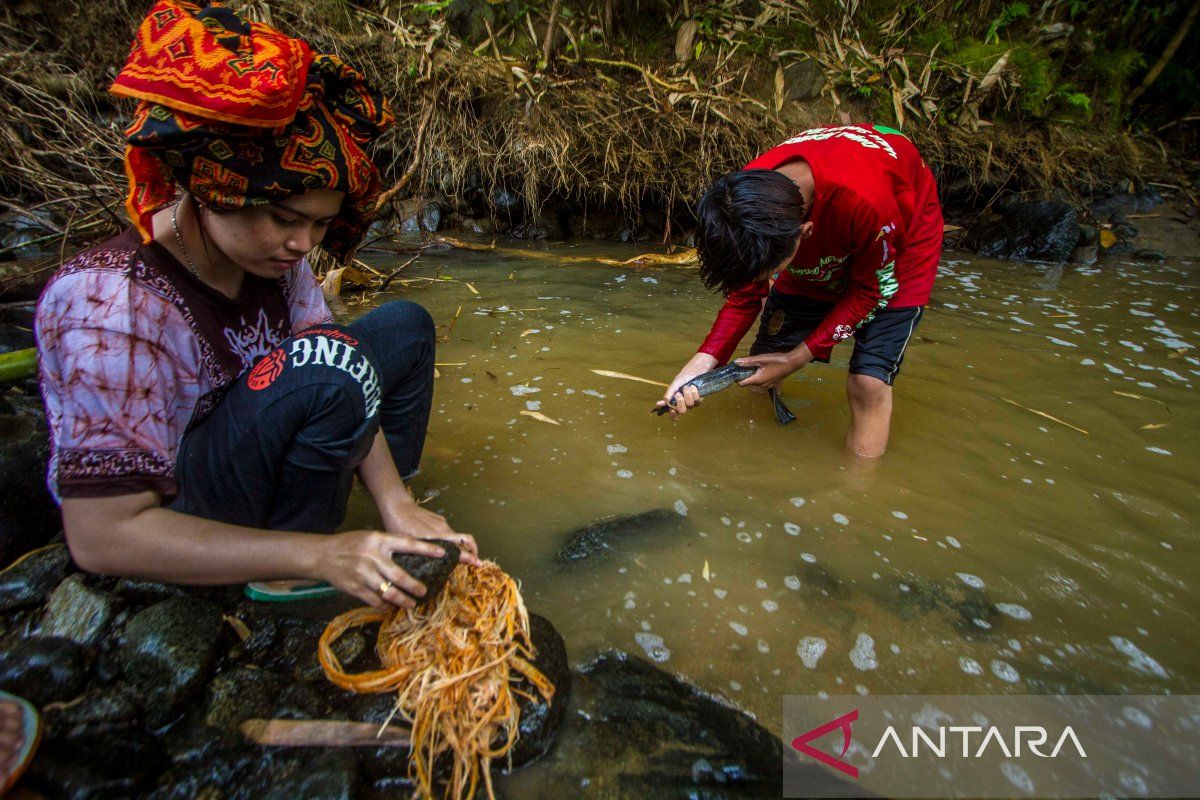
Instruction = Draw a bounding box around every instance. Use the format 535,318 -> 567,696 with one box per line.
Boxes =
204,666 -> 281,730
0,209 -> 59,260
42,683 -> 142,739
1134,248 -> 1165,262
0,636 -> 89,705
967,199 -> 1081,263
0,412 -> 62,565
877,573 -> 1001,633
446,0 -> 495,41
273,681 -> 332,720
556,508 -> 684,564
1112,221 -> 1138,239
511,209 -> 567,240
152,726 -> 271,800
1090,184 -> 1162,218
0,542 -> 70,611
497,650 -> 867,798
119,596 -> 225,726
394,538 -> 460,605
1076,223 -> 1098,246
40,574 -> 119,646
506,613 -> 571,768
113,578 -> 188,606
28,733 -> 162,800
255,750 -> 358,800
782,58 -> 826,101
398,199 -> 442,233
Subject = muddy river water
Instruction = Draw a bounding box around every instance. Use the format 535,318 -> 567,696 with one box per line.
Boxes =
342,239 -> 1198,737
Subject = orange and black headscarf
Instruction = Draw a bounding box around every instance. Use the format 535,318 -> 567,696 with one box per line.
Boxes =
110,0 -> 394,260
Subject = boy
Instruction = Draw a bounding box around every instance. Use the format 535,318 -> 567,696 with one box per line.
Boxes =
658,125 -> 942,457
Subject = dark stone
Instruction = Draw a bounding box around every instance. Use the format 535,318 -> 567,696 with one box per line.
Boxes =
556,508 -> 685,564
568,209 -> 624,239
204,666 -> 281,730
510,209 -> 567,240
506,613 -> 571,768
113,578 -> 187,606
446,0 -> 495,41
0,636 -> 89,705
0,542 -> 70,611
27,732 -> 162,800
40,573 -> 120,646
399,199 -> 442,233
255,750 -> 358,800
0,210 -> 59,259
966,200 -> 1081,263
1134,248 -> 1165,262
393,538 -> 460,605
0,412 -> 62,565
42,683 -> 142,740
1089,185 -> 1162,218
875,572 -> 1001,633
1076,224 -> 1098,246
495,650 -> 869,798
118,596 -> 225,726
0,322 -> 35,354
1112,222 -> 1138,239
273,681 -> 332,720
783,58 -> 826,101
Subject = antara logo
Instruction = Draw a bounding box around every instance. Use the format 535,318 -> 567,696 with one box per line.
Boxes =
792,710 -> 1088,778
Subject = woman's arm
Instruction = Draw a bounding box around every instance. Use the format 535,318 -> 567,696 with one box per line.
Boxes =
62,492 -> 444,609
355,429 -> 480,564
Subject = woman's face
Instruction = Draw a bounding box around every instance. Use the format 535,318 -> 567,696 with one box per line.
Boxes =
202,188 -> 346,278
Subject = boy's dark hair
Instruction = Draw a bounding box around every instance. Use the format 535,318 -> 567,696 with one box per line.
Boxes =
695,169 -> 806,295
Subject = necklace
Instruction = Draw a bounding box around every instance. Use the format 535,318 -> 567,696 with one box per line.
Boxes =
171,202 -> 202,279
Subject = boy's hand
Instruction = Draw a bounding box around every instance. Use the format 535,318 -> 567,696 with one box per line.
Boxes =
736,345 -> 813,390
658,352 -> 719,419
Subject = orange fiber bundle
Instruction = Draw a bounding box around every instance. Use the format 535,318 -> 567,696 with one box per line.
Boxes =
318,561 -> 555,800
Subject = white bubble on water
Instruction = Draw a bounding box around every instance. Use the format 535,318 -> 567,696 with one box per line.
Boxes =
729,680 -> 741,691
525,400 -> 542,411
634,632 -> 671,662
510,384 -> 540,396
729,621 -> 749,636
721,516 -> 731,526
1001,762 -> 1036,795
713,588 -> 727,599
755,579 -> 768,589
677,573 -> 692,584
991,659 -> 1020,683
784,522 -> 801,536
1081,358 -> 1095,366
1122,705 -> 1154,730
959,657 -> 984,676
1110,636 -> 1169,679
757,639 -> 770,654
850,633 -> 878,671
762,600 -> 779,612
797,637 -> 827,669
616,469 -> 633,479
674,500 -> 688,516
945,536 -> 962,549
790,496 -> 806,507
996,603 -> 1033,620
891,510 -> 908,520
801,553 -> 817,563
736,532 -> 753,543
461,377 -> 473,384
957,572 -> 986,589
606,443 -> 627,454
832,513 -> 850,526
1145,447 -> 1172,455
784,576 -> 801,590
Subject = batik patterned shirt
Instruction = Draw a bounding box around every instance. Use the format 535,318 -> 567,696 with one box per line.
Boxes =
36,228 -> 333,501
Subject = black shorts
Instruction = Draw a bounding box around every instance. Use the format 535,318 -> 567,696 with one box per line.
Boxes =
750,292 -> 924,386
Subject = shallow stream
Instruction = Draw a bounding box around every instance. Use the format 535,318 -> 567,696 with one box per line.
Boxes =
344,239 -> 1198,736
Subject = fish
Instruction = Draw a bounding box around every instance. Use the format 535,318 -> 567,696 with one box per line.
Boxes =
652,363 -> 796,425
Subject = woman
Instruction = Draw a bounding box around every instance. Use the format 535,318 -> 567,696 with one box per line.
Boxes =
35,0 -> 478,609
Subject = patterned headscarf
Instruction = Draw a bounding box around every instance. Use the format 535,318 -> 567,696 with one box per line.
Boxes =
111,0 -> 395,260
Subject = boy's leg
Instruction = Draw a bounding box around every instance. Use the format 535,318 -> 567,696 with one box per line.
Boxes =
845,306 -> 923,457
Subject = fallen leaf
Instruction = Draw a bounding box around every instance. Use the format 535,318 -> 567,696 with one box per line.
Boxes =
1002,398 -> 1088,435
1141,423 -> 1169,429
702,560 -> 710,582
222,614 -> 251,642
465,282 -> 479,295
520,410 -> 561,425
520,329 -> 538,337
591,369 -> 669,388
1099,229 -> 1117,248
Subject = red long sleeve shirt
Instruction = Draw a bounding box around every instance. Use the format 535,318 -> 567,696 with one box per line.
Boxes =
698,124 -> 943,363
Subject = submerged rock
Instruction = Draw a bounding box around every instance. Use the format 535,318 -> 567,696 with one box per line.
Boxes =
255,750 -> 358,800
556,508 -> 684,564
118,596 -> 225,726
497,650 -> 869,798
40,574 -> 119,646
0,635 -> 89,706
42,683 -> 143,740
967,199 -> 1081,263
204,666 -> 281,731
0,542 -> 70,611
877,572 -> 1001,633
27,732 -> 163,800
507,613 -> 571,768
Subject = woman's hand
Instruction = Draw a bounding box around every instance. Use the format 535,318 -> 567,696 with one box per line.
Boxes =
383,501 -> 481,567
736,345 -> 813,390
657,352 -> 719,419
314,529 -> 447,610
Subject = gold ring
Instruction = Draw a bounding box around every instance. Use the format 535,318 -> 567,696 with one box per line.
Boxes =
378,580 -> 392,595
